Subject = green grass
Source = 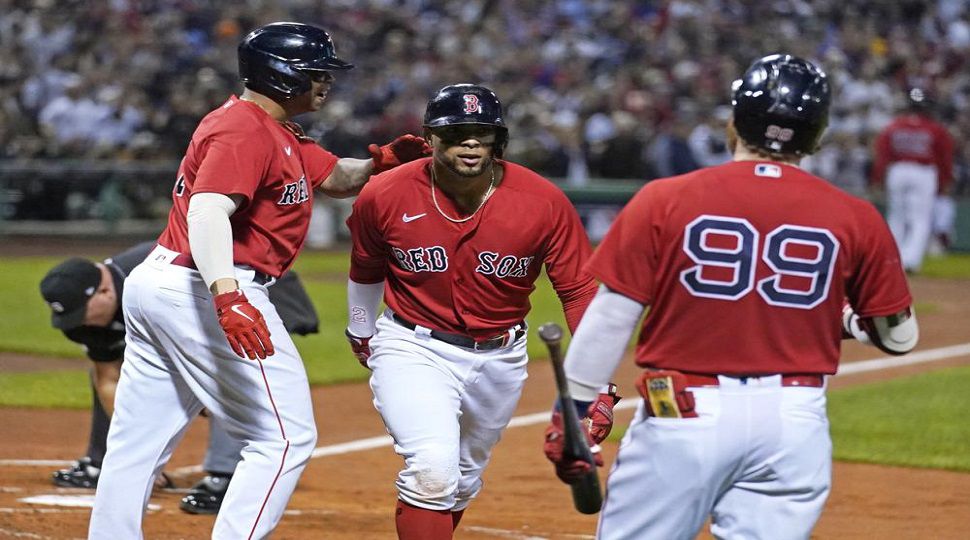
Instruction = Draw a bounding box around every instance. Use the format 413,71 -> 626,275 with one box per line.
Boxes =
828,365 -> 970,471
0,371 -> 95,409
0,250 -> 568,407
920,252 -> 970,278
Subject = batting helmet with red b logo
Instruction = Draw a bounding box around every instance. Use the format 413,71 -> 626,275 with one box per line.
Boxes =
423,84 -> 509,157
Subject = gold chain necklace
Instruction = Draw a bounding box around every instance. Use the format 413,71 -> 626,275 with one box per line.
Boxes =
430,166 -> 496,223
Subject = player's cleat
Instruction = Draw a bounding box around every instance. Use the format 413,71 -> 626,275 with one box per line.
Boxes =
52,456 -> 100,489
179,474 -> 232,515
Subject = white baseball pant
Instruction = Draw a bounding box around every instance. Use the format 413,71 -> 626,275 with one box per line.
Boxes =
368,313 -> 528,511
885,161 -> 938,271
598,376 -> 831,540
88,247 -> 317,540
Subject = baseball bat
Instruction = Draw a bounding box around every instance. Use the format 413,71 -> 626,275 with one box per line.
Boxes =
537,322 -> 603,515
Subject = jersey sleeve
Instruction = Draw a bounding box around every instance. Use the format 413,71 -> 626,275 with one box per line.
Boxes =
542,190 -> 597,333
302,143 -> 340,189
346,183 -> 389,283
586,185 -> 659,305
192,124 -> 273,204
846,202 -> 912,317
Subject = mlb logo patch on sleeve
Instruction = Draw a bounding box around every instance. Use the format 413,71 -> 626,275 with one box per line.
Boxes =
754,163 -> 782,178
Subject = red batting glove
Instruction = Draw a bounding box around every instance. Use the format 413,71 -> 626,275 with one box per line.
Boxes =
345,328 -> 372,368
368,134 -> 432,174
586,384 -> 621,445
213,290 -> 273,360
543,411 -> 603,484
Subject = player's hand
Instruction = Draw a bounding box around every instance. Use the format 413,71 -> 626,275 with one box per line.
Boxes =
586,384 -> 621,444
345,328 -> 372,368
368,134 -> 431,174
213,290 -> 274,360
542,410 -> 603,484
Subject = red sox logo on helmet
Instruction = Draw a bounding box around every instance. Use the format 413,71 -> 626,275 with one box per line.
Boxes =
463,94 -> 482,114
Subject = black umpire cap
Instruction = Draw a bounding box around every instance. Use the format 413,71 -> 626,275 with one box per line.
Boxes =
40,258 -> 101,330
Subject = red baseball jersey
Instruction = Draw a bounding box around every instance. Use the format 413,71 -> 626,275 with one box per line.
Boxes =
872,114 -> 954,191
157,95 -> 338,277
589,160 -> 912,375
347,158 -> 597,338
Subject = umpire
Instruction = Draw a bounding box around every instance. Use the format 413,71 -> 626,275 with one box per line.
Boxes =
40,241 -> 320,514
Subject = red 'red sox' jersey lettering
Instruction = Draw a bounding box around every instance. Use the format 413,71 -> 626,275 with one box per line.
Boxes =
392,246 -> 448,272
476,252 -> 534,278
348,158 -> 597,337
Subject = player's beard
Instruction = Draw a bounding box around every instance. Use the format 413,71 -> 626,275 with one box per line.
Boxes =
441,152 -> 494,178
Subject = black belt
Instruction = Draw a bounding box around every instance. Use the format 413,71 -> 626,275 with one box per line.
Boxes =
170,252 -> 273,285
389,312 -> 525,351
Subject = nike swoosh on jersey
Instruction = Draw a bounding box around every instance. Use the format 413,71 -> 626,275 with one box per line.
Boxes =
284,146 -> 292,156
230,304 -> 254,322
402,213 -> 427,223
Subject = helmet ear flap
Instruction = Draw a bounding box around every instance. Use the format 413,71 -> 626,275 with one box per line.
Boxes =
494,128 -> 509,159
237,22 -> 352,102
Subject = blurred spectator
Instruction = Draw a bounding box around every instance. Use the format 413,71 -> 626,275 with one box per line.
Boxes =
0,0 -> 965,203
647,115 -> 700,178
688,105 -> 732,168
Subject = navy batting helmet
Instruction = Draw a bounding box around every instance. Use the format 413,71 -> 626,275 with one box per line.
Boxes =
238,22 -> 353,102
731,54 -> 830,156
424,84 -> 509,157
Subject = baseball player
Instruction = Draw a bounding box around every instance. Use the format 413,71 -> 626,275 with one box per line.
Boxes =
40,240 -> 321,516
543,55 -> 918,539
872,87 -> 955,273
87,23 -> 429,539
344,84 -> 598,539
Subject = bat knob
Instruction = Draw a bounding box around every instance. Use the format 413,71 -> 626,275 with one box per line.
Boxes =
537,322 -> 563,344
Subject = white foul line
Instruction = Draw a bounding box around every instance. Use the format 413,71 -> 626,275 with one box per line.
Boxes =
3,341 -> 969,475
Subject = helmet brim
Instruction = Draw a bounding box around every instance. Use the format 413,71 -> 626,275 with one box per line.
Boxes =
296,56 -> 354,71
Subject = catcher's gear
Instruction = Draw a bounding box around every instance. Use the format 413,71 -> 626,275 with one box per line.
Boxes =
238,22 -> 353,102
368,135 -> 432,174
214,290 -> 274,360
732,54 -> 830,156
423,83 -> 509,157
180,473 -> 231,515
345,328 -> 372,368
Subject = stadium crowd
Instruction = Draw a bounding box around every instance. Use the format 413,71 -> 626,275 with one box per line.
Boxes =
1,0 -> 968,195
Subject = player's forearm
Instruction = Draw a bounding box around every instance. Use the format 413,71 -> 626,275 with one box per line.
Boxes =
319,157 -> 373,198
92,360 -> 122,416
187,193 -> 240,293
347,278 -> 384,337
564,286 -> 644,401
557,278 -> 598,334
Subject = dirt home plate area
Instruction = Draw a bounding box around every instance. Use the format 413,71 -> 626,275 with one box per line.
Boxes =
1,276 -> 968,539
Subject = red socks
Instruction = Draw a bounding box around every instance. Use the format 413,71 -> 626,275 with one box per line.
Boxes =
395,500 -> 453,539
